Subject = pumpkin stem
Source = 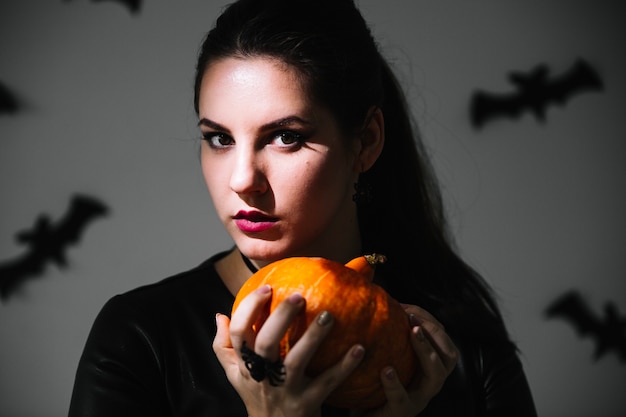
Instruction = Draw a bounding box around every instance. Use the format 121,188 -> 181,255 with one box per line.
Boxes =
345,254 -> 387,282
364,253 -> 387,266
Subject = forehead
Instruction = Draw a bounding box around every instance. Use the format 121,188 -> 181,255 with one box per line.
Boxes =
197,57 -> 355,143
199,57 -> 306,106
197,56 -> 342,134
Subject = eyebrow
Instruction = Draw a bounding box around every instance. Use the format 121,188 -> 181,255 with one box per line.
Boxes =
197,116 -> 313,132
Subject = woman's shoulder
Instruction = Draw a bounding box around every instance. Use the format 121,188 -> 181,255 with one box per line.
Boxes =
122,255 -> 221,298
98,250 -> 234,323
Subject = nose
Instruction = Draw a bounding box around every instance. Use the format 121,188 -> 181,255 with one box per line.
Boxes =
229,146 -> 267,196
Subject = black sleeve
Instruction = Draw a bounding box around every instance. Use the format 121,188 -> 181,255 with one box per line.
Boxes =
482,339 -> 537,417
419,326 -> 537,417
68,295 -> 170,417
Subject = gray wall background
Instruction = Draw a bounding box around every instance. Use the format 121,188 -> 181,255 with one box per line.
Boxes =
1,1 -> 624,416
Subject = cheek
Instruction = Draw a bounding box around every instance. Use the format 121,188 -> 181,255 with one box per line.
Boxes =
200,150 -> 213,191
201,150 -> 229,208
286,156 -> 353,213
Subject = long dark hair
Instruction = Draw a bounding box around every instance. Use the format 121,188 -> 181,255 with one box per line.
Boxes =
194,0 -> 509,340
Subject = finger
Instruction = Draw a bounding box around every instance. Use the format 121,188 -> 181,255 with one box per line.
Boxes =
306,344 -> 365,401
414,320 -> 458,375
213,313 -> 233,352
229,285 -> 272,352
403,303 -> 444,329
254,292 -> 305,361
212,313 -> 242,380
404,306 -> 457,375
410,326 -> 450,401
283,310 -> 334,374
379,366 -> 417,416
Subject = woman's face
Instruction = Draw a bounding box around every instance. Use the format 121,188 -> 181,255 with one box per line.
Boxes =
198,57 -> 361,264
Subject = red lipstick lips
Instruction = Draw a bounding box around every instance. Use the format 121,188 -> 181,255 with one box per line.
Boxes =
233,210 -> 277,233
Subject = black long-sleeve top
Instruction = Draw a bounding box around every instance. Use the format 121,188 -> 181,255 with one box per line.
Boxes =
68,251 -> 537,416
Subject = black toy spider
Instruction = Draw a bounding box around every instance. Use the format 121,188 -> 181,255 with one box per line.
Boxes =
241,341 -> 286,386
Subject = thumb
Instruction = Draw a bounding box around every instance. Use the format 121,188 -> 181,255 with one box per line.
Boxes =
212,313 -> 246,387
213,313 -> 233,358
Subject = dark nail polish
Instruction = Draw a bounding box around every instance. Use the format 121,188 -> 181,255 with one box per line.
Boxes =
317,310 -> 333,326
352,345 -> 365,359
416,326 -> 426,341
409,313 -> 423,327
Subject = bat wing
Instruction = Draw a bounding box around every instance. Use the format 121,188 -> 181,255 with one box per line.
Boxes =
0,81 -> 19,115
93,0 -> 142,14
65,0 -> 141,14
545,290 -> 601,338
56,195 -> 109,246
470,65 -> 549,128
546,59 -> 603,105
0,252 -> 48,300
470,91 -> 527,128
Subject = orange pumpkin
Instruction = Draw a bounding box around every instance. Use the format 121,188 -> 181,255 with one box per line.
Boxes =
231,254 -> 418,409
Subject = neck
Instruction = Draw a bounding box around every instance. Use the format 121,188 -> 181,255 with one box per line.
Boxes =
240,251 -> 258,273
215,247 -> 255,296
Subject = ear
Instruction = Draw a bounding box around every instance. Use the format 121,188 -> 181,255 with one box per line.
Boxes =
353,107 -> 385,172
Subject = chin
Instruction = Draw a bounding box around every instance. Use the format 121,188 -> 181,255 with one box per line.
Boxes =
237,240 -> 290,263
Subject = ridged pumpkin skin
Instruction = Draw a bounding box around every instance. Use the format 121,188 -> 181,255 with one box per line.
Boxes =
231,255 -> 418,409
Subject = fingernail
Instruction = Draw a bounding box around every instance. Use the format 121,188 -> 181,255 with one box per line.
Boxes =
415,326 -> 426,341
256,284 -> 271,294
409,313 -> 423,327
317,310 -> 333,326
384,366 -> 396,380
352,345 -> 365,359
215,313 -> 221,324
288,292 -> 303,304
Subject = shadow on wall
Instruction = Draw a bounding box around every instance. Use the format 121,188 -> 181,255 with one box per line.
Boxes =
0,194 -> 110,301
469,59 -> 603,129
545,290 -> 626,364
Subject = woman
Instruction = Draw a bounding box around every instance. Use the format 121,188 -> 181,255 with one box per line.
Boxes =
68,0 -> 537,416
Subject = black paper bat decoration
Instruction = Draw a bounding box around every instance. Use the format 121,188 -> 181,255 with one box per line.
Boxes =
0,81 -> 19,115
470,59 -> 603,128
64,0 -> 142,15
0,194 -> 109,300
545,290 -> 626,363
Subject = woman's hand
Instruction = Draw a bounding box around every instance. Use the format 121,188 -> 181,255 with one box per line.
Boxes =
213,285 -> 365,417
357,304 -> 458,417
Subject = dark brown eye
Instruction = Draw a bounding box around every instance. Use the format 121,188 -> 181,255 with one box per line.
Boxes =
202,132 -> 234,148
271,131 -> 304,147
